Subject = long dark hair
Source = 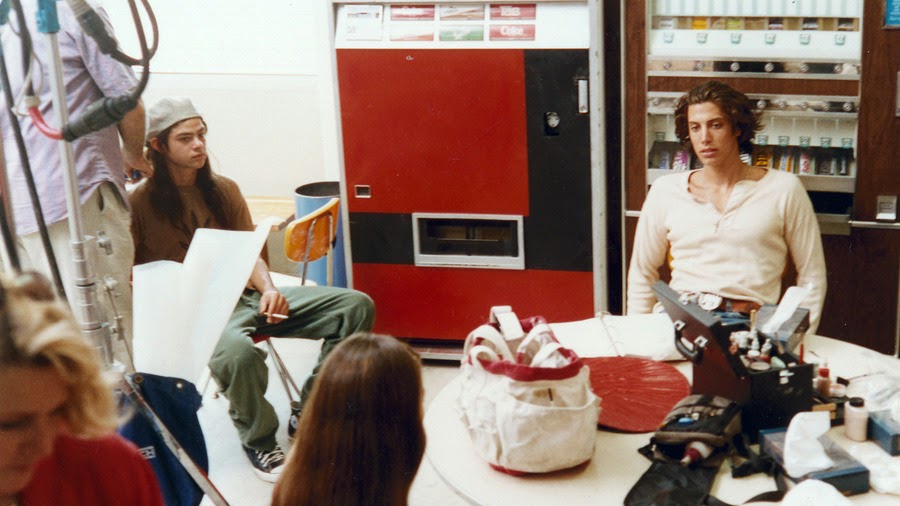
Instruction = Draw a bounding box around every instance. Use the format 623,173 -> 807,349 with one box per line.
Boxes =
145,119 -> 231,228
674,80 -> 763,157
272,333 -> 426,506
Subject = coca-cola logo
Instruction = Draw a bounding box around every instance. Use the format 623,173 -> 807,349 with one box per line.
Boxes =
501,25 -> 524,36
489,24 -> 536,41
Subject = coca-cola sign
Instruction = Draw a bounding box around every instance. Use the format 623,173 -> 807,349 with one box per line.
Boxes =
489,24 -> 536,41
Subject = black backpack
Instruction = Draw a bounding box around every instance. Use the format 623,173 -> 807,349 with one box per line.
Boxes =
626,394 -> 781,506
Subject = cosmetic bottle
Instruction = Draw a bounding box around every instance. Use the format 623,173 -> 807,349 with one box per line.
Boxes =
845,397 -> 868,442
680,441 -> 713,466
814,362 -> 831,397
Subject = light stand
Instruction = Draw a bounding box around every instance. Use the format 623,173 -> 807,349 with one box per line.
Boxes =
44,26 -> 115,365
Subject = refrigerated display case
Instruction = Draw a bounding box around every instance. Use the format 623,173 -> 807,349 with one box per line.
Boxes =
623,0 -> 900,355
643,1 -> 862,201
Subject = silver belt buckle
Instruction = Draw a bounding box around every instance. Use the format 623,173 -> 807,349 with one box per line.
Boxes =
698,293 -> 723,311
679,292 -> 698,306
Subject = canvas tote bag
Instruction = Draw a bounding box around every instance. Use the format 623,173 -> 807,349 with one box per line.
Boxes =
457,306 -> 601,474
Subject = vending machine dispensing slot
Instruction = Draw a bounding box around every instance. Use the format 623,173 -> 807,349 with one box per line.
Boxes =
412,213 -> 524,269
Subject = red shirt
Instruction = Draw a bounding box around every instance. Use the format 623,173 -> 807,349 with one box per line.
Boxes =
22,434 -> 163,505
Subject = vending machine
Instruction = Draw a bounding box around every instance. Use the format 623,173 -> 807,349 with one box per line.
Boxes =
331,1 -> 606,341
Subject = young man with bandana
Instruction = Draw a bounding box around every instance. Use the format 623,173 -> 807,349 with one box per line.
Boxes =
130,97 -> 375,481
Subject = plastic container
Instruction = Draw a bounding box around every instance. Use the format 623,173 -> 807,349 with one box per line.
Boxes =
844,397 -> 868,442
294,182 -> 347,288
680,441 -> 713,466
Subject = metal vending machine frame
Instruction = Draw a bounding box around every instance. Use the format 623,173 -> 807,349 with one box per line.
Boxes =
327,0 -> 609,342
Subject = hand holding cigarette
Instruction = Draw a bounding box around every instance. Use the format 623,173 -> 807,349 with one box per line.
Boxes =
259,289 -> 290,324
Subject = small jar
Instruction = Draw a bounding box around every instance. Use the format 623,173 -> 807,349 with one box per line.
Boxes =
844,397 -> 868,442
814,362 -> 831,397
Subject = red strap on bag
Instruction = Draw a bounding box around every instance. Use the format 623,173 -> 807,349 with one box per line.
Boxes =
464,307 -> 585,381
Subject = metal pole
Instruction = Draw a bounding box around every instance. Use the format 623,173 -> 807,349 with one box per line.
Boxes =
44,30 -> 114,366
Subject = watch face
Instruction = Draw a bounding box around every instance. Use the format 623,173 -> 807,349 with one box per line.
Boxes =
698,293 -> 722,311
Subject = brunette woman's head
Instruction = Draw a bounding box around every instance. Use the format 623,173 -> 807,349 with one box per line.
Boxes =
272,333 -> 426,506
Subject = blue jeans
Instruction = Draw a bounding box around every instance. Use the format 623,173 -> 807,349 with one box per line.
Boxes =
713,310 -> 750,327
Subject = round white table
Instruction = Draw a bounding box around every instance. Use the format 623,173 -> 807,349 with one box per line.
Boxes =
423,335 -> 900,505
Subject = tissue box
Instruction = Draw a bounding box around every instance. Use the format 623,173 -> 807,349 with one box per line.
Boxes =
755,305 -> 810,353
868,410 -> 900,456
759,428 -> 870,496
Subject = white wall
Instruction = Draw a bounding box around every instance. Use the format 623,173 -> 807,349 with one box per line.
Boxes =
100,0 -> 338,197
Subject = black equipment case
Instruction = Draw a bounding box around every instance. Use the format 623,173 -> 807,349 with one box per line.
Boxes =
652,282 -> 814,442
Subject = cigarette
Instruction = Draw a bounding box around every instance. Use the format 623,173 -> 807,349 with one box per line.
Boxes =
267,313 -> 289,319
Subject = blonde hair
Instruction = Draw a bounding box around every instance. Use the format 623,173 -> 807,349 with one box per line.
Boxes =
0,272 -> 118,437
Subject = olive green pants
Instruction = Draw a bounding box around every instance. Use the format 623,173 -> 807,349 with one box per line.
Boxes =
208,285 -> 375,451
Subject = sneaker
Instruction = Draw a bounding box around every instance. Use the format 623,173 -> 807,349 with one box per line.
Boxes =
243,445 -> 285,482
287,401 -> 301,444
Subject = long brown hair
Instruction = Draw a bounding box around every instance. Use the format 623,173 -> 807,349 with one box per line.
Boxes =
271,333 -> 426,506
145,119 -> 231,228
674,80 -> 763,157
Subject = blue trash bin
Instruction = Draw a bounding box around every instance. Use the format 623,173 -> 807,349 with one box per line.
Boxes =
294,182 -> 347,288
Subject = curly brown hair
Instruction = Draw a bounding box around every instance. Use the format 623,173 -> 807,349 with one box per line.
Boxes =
673,80 -> 762,157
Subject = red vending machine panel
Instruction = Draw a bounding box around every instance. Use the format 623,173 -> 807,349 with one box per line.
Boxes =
338,49 -> 529,216
335,3 -> 595,340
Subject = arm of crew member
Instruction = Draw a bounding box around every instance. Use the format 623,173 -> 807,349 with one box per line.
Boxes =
117,99 -> 152,178
248,257 -> 290,324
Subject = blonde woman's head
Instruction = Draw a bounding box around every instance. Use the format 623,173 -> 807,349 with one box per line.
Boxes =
0,272 -> 117,437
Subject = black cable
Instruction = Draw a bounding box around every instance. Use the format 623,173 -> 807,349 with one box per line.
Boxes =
126,0 -> 151,102
0,42 -> 67,297
66,0 -> 158,67
0,191 -> 21,273
138,0 -> 158,59
62,0 -> 152,142
9,0 -> 34,97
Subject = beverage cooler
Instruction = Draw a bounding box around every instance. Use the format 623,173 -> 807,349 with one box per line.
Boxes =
329,1 -> 608,341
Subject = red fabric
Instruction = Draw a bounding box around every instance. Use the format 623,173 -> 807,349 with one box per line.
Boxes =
466,315 -> 586,381
583,356 -> 691,433
474,349 -> 584,382
21,434 -> 163,506
250,334 -> 270,344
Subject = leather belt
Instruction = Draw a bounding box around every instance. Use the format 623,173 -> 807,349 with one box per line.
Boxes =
678,292 -> 761,314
